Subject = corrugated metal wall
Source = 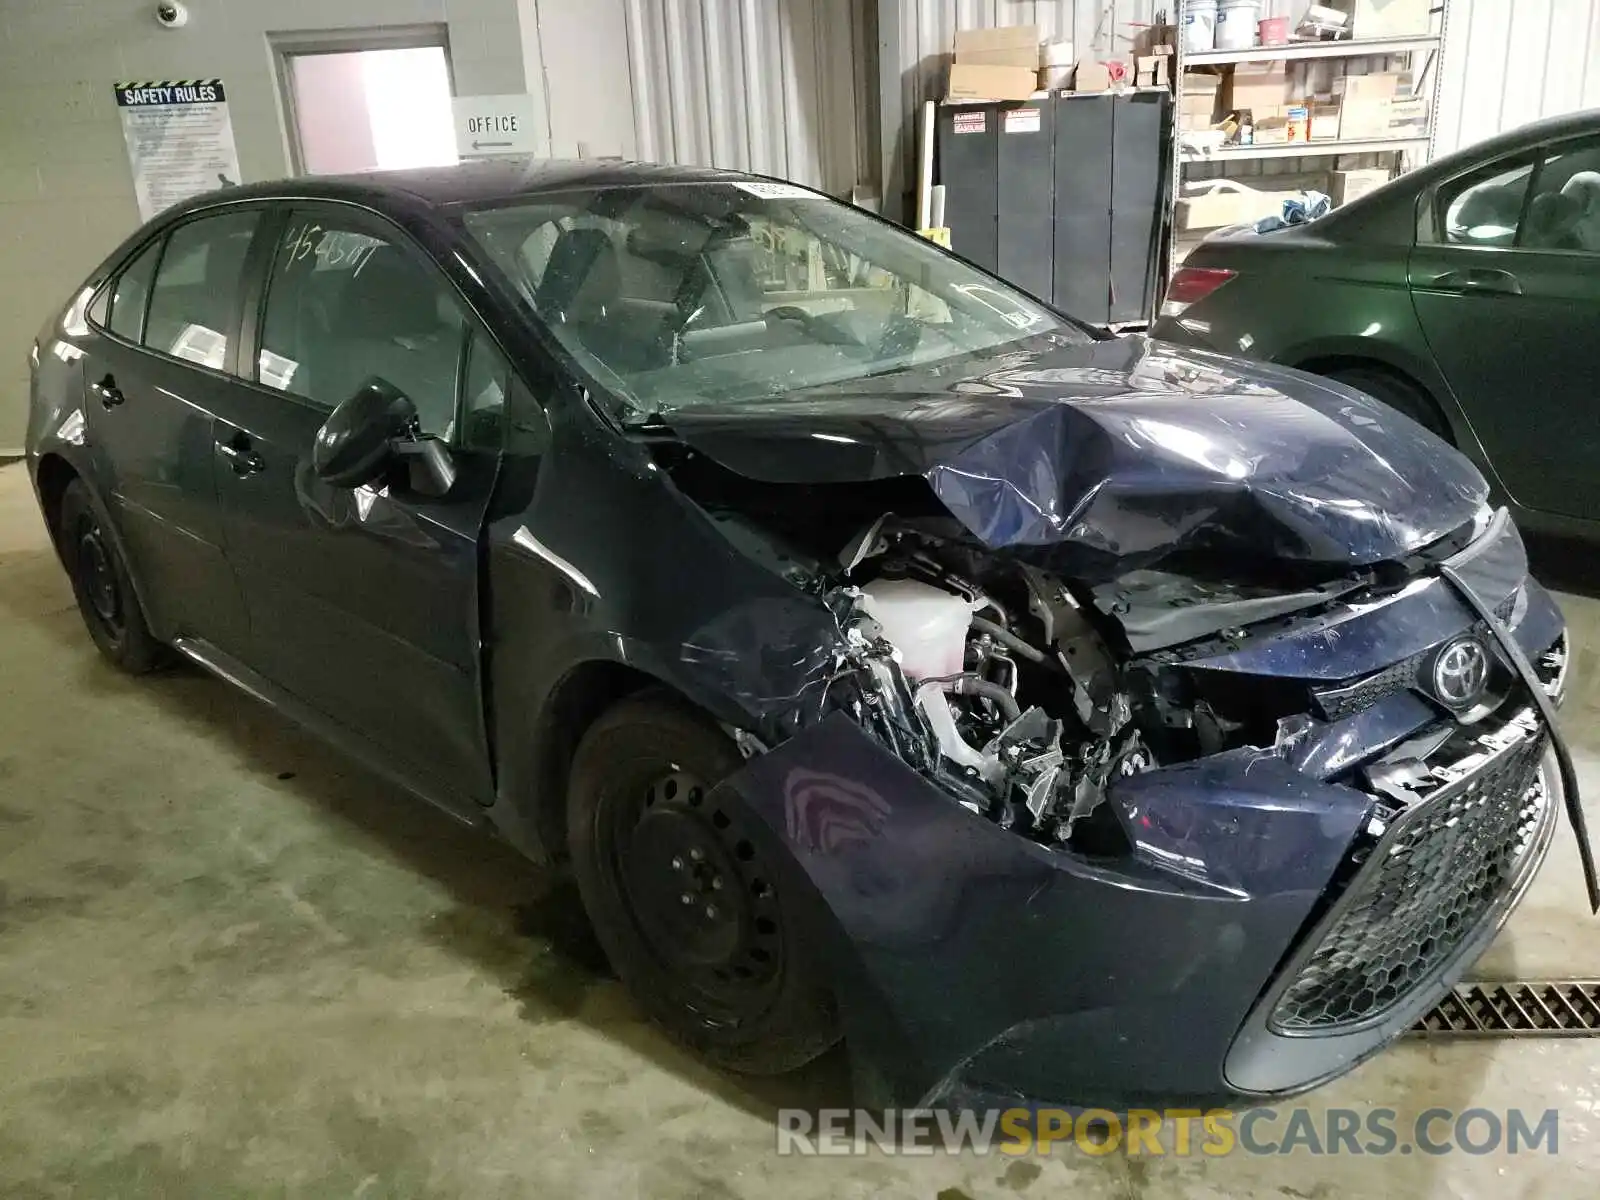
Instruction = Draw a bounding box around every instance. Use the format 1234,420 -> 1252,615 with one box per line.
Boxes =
621,0 -> 875,195
1431,0 -> 1600,156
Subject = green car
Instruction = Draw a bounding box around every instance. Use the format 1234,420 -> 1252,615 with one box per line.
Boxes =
1152,110 -> 1600,541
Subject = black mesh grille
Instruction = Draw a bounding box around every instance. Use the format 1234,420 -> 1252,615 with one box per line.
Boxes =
1315,655 -> 1422,721
1271,730 -> 1550,1033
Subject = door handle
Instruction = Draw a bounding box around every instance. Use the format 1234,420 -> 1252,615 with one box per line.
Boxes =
216,433 -> 264,477
1426,268 -> 1524,296
90,373 -> 125,409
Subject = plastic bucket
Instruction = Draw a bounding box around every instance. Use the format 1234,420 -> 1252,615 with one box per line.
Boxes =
1259,15 -> 1291,45
1184,0 -> 1218,53
1215,0 -> 1261,50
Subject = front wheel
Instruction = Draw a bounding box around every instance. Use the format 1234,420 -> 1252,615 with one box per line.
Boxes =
567,694 -> 839,1074
57,480 -> 164,674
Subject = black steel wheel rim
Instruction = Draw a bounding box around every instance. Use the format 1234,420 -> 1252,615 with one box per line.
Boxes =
76,520 -> 123,635
607,765 -> 785,1022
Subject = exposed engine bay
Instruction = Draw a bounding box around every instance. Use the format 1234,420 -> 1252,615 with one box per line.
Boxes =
817,517 -> 1194,852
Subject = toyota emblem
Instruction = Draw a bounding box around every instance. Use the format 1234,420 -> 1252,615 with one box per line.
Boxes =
1432,637 -> 1491,708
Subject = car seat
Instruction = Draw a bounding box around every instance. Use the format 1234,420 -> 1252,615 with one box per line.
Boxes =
1523,191 -> 1585,251
1561,171 -> 1600,251
314,248 -> 463,435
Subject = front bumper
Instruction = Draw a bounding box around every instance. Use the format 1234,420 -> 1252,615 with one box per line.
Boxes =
1226,709 -> 1558,1095
710,518 -> 1576,1110
715,714 -> 1372,1109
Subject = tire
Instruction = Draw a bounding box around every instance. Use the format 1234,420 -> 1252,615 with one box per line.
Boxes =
567,693 -> 839,1074
57,480 -> 164,674
1327,366 -> 1452,443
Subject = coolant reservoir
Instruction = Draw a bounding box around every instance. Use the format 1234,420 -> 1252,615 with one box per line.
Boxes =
859,579 -> 972,680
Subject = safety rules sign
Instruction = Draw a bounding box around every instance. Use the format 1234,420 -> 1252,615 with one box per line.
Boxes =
114,80 -> 242,221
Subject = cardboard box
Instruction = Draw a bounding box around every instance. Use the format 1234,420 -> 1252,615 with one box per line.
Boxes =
1176,173 -> 1331,231
1351,0 -> 1432,37
1224,65 -> 1291,115
1340,97 -> 1393,138
1388,96 -> 1429,131
1310,102 -> 1343,140
953,25 -> 1040,68
1177,189 -> 1255,231
1136,55 -> 1170,87
1332,167 -> 1393,206
1072,60 -> 1113,93
1334,73 -> 1404,102
1185,70 -> 1224,96
1253,117 -> 1291,145
1040,39 -> 1075,68
1178,111 -> 1216,133
1038,65 -> 1074,92
948,63 -> 1038,101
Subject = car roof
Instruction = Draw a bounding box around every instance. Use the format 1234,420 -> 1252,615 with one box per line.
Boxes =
1416,108 -> 1600,183
175,157 -> 771,218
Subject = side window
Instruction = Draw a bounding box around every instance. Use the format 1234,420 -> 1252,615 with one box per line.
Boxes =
106,240 -> 162,343
143,211 -> 260,368
457,331 -> 509,450
1519,138 -> 1600,252
1437,159 -> 1534,248
258,213 -> 466,439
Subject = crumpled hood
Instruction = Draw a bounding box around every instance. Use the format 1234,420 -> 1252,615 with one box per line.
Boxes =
656,336 -> 1489,580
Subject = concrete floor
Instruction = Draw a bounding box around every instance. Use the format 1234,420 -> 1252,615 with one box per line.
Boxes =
2,460 -> 1599,1199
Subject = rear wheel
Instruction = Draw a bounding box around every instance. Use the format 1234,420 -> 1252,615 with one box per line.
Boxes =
567,693 -> 838,1074
1326,366 -> 1452,443
57,480 -> 163,674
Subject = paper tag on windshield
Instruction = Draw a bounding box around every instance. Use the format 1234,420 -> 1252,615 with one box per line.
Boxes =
730,180 -> 819,201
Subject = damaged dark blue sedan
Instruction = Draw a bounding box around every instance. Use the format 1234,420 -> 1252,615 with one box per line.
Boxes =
25,160 -> 1594,1111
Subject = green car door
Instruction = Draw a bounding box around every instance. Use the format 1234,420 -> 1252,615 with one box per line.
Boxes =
1409,131 -> 1600,520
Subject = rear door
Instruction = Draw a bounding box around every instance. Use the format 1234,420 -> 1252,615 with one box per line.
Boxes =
207,204 -> 508,807
80,208 -> 263,652
1409,134 -> 1600,519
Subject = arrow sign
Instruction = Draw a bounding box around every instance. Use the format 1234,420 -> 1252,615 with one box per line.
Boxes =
453,94 -> 539,157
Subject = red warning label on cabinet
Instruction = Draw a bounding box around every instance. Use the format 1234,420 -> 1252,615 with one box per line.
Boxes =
952,111 -> 987,134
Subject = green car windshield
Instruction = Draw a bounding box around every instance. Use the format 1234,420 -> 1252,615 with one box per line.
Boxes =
461,181 -> 1083,417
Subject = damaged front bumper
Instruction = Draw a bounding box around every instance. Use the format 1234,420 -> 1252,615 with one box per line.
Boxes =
702,518 -> 1583,1110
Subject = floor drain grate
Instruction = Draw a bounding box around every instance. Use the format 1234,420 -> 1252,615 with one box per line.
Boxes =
1412,981 -> 1600,1036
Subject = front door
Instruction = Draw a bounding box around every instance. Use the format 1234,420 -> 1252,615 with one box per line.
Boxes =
209,206 -> 512,806
1409,133 -> 1600,520
80,209 -> 262,652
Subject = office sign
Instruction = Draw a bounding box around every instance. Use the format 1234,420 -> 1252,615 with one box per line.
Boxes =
453,94 -> 540,157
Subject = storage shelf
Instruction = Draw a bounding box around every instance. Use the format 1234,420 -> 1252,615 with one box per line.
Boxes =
1183,34 -> 1441,67
1182,134 -> 1431,163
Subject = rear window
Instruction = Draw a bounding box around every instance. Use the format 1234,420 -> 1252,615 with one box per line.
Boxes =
105,240 -> 162,343
142,211 -> 260,369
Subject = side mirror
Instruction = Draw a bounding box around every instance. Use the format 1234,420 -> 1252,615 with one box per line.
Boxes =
313,378 -> 416,488
312,378 -> 457,497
